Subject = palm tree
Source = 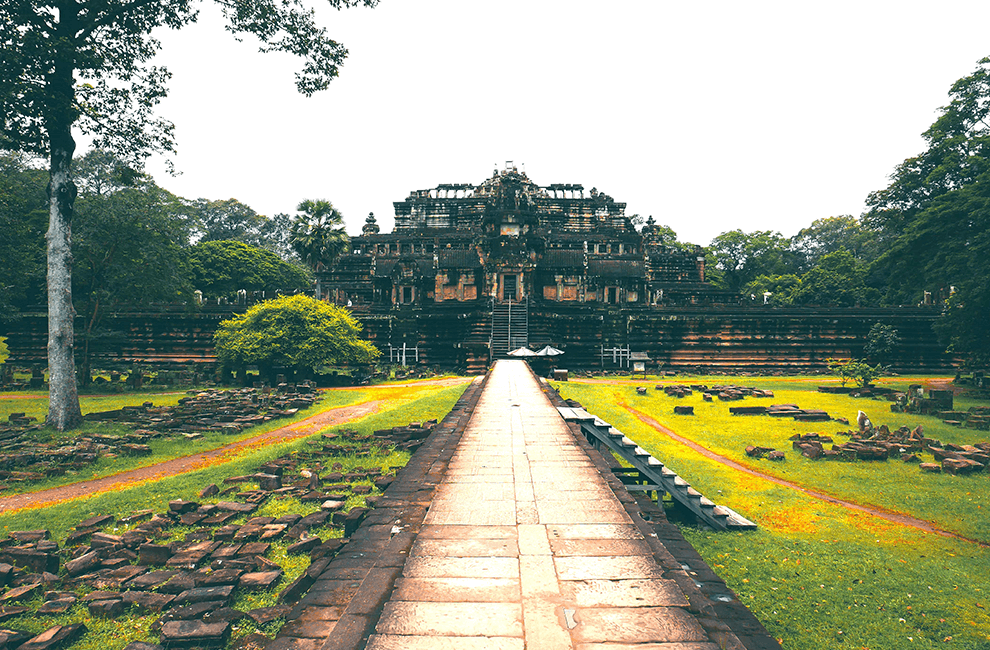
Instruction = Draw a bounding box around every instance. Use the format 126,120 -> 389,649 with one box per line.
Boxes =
289,199 -> 350,300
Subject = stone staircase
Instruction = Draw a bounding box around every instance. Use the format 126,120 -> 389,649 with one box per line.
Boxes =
490,298 -> 528,359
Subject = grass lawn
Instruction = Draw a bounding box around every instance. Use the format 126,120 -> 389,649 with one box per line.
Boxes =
0,380 -> 464,498
555,375 -> 990,650
0,382 -> 469,650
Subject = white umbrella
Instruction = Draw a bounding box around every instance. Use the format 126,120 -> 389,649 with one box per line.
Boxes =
535,345 -> 564,356
508,347 -> 537,357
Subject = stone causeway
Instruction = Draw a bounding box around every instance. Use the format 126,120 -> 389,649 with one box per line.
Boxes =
269,359 -> 780,650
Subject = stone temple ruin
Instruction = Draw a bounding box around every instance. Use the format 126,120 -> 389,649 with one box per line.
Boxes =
317,165 -> 952,374
1,165 -> 957,376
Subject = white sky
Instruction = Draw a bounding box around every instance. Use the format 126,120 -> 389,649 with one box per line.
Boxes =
141,0 -> 990,246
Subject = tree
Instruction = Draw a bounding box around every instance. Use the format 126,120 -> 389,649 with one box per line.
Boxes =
0,336 -> 8,366
827,358 -> 884,388
789,249 -> 879,307
864,323 -> 900,364
289,199 -> 350,298
187,240 -> 311,300
189,198 -> 266,244
213,294 -> 379,381
0,153 -> 48,321
865,57 -> 990,362
789,215 -> 879,272
0,0 -> 376,430
741,274 -> 801,306
706,230 -> 798,294
72,150 -> 193,385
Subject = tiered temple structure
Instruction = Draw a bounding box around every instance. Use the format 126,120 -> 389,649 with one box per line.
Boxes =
4,166 -> 954,376
323,165 -> 722,312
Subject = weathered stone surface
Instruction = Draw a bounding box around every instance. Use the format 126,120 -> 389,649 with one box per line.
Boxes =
0,581 -> 40,602
0,606 -> 28,622
77,515 -> 114,529
159,620 -> 230,648
88,598 -> 126,618
17,623 -> 87,650
37,597 -> 76,614
126,570 -> 178,591
239,571 -> 282,591
920,462 -> 942,473
0,628 -> 31,648
215,501 -> 256,514
123,591 -> 176,613
64,551 -> 100,576
138,544 -> 172,565
286,537 -> 321,555
247,605 -> 291,625
174,585 -> 234,605
942,457 -> 985,475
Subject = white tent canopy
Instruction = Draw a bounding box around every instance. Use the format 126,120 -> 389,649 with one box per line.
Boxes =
508,347 -> 537,357
535,345 -> 563,356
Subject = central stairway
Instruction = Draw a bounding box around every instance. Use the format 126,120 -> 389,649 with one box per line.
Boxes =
490,298 -> 529,359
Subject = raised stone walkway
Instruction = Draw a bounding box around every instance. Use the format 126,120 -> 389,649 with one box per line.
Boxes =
272,360 -> 779,650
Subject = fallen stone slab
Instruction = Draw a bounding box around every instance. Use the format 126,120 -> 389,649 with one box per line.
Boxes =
88,598 -> 126,618
246,605 -> 291,625
0,581 -> 40,602
123,591 -> 176,613
0,628 -> 30,648
64,551 -> 100,576
159,620 -> 230,648
174,585 -> 234,605
238,571 -> 282,591
16,623 -> 87,650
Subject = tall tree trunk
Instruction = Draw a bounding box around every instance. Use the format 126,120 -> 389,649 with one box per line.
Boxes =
45,31 -> 82,431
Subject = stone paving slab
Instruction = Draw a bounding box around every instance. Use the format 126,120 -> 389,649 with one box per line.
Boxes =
367,360 -> 728,649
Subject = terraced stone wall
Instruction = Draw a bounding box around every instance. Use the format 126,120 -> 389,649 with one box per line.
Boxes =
2,305 -> 954,374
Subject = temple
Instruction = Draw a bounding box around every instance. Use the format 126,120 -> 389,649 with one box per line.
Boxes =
323,164 -> 724,313
6,167 -> 951,376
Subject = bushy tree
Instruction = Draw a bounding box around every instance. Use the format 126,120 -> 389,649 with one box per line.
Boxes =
73,151 -> 194,384
742,274 -> 802,305
865,323 -> 900,364
828,358 -> 884,388
0,0 -> 376,429
707,230 -> 798,293
0,153 -> 48,319
790,215 -> 879,272
214,295 -> 378,379
0,336 -> 8,366
188,240 -> 310,299
865,57 -> 990,363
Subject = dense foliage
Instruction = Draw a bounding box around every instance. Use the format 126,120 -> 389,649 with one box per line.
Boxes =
1,0 -> 377,429
213,295 -> 379,376
188,240 -> 311,299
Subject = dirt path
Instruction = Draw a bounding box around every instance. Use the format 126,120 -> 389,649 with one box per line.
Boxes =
620,402 -> 988,547
0,400 -> 386,514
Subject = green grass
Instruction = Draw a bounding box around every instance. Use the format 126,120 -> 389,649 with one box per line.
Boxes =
0,383 -> 456,498
555,376 -> 990,650
0,382 -> 469,650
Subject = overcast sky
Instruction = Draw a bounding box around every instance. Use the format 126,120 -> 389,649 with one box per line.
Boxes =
141,0 -> 990,246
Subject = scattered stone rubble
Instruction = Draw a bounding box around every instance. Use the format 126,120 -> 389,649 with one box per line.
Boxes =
0,420 -> 427,649
0,385 -> 319,493
728,403 -> 834,422
746,423 -> 989,475
656,384 -> 775,401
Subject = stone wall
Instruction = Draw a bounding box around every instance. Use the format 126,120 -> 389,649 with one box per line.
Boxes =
2,305 -> 954,374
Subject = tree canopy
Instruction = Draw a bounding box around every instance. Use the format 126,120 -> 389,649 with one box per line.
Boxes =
0,0 -> 376,429
188,240 -> 311,299
213,295 -> 379,375
290,199 -> 350,272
